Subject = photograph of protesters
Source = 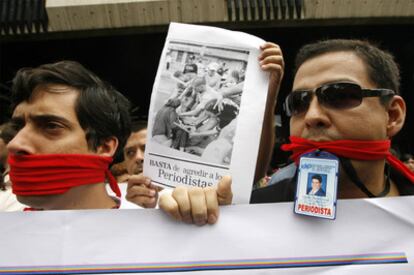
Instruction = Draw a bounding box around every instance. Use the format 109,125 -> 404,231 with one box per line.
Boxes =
151,41 -> 248,166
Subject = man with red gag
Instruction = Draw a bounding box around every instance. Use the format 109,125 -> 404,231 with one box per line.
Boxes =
251,39 -> 414,203
159,39 -> 414,223
7,61 -> 132,210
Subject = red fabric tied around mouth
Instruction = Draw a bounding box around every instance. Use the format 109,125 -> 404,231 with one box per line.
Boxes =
281,136 -> 414,184
8,154 -> 121,197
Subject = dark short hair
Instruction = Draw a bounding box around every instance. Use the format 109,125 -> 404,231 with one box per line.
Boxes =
0,122 -> 16,190
294,39 -> 400,95
401,153 -> 413,162
311,174 -> 322,183
11,60 -> 131,157
131,119 -> 147,133
0,122 -> 17,144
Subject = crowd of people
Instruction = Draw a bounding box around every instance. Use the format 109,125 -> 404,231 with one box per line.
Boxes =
0,37 -> 413,228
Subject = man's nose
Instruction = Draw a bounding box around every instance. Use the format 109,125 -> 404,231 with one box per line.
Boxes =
136,149 -> 144,162
303,96 -> 331,129
7,126 -> 34,155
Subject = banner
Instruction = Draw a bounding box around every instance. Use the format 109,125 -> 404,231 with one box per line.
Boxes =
0,196 -> 413,274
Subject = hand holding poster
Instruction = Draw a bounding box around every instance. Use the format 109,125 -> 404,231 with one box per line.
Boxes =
144,23 -> 270,203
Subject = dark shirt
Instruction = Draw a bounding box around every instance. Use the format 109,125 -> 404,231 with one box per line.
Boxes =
250,164 -> 414,204
307,187 -> 326,197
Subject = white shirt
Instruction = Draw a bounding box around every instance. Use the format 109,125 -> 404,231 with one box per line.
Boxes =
0,186 -> 26,212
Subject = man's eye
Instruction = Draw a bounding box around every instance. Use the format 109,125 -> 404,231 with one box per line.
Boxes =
44,122 -> 63,131
126,150 -> 135,158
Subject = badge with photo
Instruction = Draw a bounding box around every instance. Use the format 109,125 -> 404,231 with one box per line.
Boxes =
294,150 -> 339,220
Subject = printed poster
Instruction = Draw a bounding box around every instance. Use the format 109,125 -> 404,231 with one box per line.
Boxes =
144,22 -> 269,203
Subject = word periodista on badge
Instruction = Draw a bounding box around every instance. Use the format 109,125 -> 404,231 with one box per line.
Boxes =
297,203 -> 332,216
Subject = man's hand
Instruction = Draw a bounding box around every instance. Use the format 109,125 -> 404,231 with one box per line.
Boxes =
126,174 -> 160,208
254,42 -> 285,183
159,175 -> 232,225
259,42 -> 284,89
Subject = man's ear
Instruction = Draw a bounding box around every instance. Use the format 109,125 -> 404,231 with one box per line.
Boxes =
386,95 -> 406,138
96,137 -> 119,157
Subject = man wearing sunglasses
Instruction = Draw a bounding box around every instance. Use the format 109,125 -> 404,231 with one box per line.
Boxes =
251,38 -> 413,203
160,39 -> 413,224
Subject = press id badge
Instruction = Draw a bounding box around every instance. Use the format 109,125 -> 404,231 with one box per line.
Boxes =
294,150 -> 339,220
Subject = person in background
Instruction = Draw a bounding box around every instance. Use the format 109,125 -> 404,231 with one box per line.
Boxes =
108,120 -> 149,209
401,153 -> 414,172
0,122 -> 26,211
125,119 -> 161,208
124,120 -> 147,176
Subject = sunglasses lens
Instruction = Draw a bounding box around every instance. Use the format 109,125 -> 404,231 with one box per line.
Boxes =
286,83 -> 366,116
286,91 -> 313,116
320,83 -> 362,109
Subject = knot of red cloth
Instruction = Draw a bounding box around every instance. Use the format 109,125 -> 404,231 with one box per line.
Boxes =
281,136 -> 414,184
8,154 -> 121,197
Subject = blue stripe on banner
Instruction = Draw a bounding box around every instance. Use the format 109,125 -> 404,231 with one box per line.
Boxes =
0,252 -> 408,274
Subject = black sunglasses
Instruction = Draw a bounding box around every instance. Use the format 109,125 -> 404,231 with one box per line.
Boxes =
284,82 -> 395,117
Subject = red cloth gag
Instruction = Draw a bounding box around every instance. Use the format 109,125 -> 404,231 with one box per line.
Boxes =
281,136 -> 414,184
8,154 -> 121,197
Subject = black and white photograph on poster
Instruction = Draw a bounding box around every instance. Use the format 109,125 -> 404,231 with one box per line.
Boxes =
151,40 -> 249,167
144,23 -> 270,204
